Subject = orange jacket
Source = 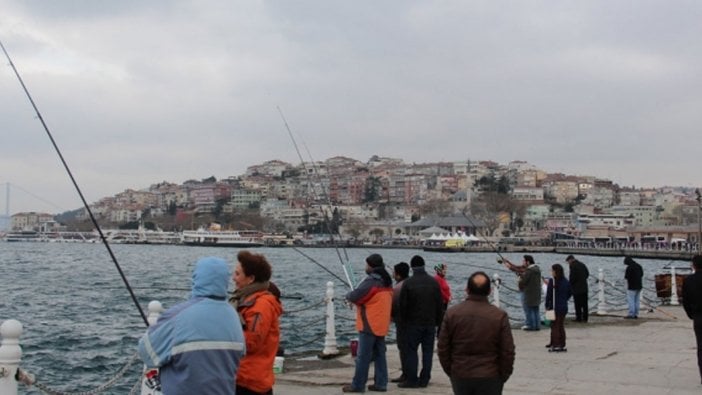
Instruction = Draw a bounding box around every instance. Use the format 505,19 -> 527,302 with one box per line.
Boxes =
236,290 -> 283,393
347,272 -> 393,336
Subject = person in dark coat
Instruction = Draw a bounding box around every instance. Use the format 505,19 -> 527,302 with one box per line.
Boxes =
390,262 -> 410,384
683,255 -> 702,384
545,264 -> 572,352
624,256 -> 644,319
437,271 -> 515,395
397,255 -> 443,388
566,255 -> 589,322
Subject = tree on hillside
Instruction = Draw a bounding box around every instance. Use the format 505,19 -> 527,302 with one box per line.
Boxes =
420,198 -> 453,217
363,176 -> 382,203
470,191 -> 515,237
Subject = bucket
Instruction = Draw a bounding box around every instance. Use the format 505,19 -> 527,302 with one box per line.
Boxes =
350,338 -> 359,357
273,356 -> 284,374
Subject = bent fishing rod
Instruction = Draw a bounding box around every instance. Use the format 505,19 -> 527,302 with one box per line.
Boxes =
1,40 -> 149,327
277,106 -> 355,289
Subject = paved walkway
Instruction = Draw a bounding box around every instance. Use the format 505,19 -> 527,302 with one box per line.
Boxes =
274,306 -> 700,394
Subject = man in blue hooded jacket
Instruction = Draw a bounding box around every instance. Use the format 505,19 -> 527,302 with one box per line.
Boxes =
138,257 -> 245,395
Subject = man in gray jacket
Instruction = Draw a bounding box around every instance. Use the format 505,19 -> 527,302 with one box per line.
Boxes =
438,271 -> 515,394
518,255 -> 542,330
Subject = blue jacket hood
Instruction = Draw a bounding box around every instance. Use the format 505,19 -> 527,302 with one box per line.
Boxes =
191,257 -> 231,298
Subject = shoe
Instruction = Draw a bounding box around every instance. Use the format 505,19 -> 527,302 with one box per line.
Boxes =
521,325 -> 529,330
624,316 -> 635,319
548,347 -> 567,352
397,382 -> 420,388
571,318 -> 582,322
545,344 -> 551,348
342,384 -> 364,393
419,382 -> 429,388
367,384 -> 387,392
390,375 -> 405,383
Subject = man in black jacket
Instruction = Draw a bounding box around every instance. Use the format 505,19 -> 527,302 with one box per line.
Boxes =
566,255 -> 590,322
398,255 -> 443,388
683,255 -> 702,384
624,256 -> 644,319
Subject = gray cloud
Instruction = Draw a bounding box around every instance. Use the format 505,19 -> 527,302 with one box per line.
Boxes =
1,1 -> 701,213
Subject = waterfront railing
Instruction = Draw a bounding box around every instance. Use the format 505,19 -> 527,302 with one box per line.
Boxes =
0,267 -> 674,394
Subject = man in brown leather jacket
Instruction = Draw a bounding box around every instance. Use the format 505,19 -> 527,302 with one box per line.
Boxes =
437,271 -> 515,395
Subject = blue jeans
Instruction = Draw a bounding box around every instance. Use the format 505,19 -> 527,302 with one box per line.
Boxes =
351,331 -> 388,390
627,289 -> 641,317
403,325 -> 436,386
526,306 -> 540,330
520,292 -> 528,326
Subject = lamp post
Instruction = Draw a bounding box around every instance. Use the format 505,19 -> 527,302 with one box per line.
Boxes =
696,189 -> 701,252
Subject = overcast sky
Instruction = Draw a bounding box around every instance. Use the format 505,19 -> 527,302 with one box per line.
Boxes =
1,1 -> 701,215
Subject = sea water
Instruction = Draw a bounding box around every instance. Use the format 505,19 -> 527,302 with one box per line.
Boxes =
0,242 -> 668,393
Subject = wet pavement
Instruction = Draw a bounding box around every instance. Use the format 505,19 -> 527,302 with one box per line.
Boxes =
274,306 -> 701,394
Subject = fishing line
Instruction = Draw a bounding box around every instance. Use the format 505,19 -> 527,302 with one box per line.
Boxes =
99,286 -> 305,300
276,106 -> 355,289
0,40 -> 149,327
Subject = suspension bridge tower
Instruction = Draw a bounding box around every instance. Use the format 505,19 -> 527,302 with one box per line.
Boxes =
0,183 -> 10,231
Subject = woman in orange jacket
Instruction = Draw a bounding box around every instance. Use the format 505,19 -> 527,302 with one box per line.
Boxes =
229,250 -> 283,395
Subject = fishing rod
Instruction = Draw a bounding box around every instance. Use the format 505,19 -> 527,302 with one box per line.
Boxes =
600,277 -> 678,319
277,106 -> 355,289
458,207 -> 518,271
0,40 -> 149,327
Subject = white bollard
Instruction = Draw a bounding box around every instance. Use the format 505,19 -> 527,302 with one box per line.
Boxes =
321,281 -> 339,357
141,301 -> 164,395
670,266 -> 680,305
0,319 -> 23,395
147,301 -> 164,326
597,268 -> 607,315
492,273 -> 501,308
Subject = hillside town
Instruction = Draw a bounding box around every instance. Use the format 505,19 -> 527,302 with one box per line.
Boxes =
5,156 -> 702,249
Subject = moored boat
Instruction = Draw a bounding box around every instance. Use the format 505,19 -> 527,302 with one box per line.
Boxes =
181,228 -> 264,247
3,230 -> 44,242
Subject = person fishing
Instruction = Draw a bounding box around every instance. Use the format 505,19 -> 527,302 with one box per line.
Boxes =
229,250 -> 283,395
138,257 -> 245,395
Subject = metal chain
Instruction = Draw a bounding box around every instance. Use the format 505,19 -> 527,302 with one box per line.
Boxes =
287,333 -> 325,349
294,316 -> 326,330
128,376 -> 142,395
282,298 -> 326,314
17,353 -> 139,395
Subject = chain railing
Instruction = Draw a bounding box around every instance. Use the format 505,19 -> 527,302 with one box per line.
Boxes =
15,354 -> 139,395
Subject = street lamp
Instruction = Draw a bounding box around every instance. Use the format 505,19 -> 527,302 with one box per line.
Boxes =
696,189 -> 701,252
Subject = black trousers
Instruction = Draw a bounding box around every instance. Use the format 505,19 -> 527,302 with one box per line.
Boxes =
695,316 -> 702,383
449,377 -> 504,395
573,292 -> 588,322
236,385 -> 273,395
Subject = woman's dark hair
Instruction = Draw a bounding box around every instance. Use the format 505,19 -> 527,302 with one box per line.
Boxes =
551,263 -> 565,280
394,262 -> 410,279
268,281 -> 281,300
237,250 -> 272,282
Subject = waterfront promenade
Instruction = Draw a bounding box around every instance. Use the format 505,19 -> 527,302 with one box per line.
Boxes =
275,306 -> 700,394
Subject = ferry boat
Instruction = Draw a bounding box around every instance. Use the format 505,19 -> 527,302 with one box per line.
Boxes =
3,230 -> 45,242
181,228 -> 264,247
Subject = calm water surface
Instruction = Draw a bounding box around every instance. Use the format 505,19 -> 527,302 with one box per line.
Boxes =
0,242 -> 672,393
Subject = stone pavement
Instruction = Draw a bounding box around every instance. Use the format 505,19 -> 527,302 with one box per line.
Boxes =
274,306 -> 701,394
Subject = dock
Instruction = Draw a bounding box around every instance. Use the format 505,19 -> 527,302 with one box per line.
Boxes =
275,306 -> 700,394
